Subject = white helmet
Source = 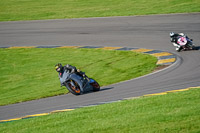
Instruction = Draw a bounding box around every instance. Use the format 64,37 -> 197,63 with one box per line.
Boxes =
170,32 -> 175,37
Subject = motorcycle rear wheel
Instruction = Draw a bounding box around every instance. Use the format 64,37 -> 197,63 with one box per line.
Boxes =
191,46 -> 196,50
90,79 -> 100,92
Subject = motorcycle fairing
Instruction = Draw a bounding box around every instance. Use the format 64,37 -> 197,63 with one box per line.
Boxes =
177,37 -> 187,46
69,73 -> 93,93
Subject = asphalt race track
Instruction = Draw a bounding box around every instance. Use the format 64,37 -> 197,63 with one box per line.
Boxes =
0,13 -> 200,121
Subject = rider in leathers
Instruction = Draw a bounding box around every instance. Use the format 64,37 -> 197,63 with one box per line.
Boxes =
170,32 -> 191,51
55,63 -> 88,86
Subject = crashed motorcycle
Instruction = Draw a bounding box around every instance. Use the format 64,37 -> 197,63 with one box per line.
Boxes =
59,70 -> 100,95
171,36 -> 195,52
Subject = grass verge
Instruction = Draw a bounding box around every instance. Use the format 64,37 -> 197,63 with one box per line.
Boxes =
0,87 -> 199,133
0,47 -> 157,106
0,0 -> 200,21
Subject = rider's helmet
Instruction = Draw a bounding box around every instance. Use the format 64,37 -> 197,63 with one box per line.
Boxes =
170,32 -> 175,37
55,63 -> 63,72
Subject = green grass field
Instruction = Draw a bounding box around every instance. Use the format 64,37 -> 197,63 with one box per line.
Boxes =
0,0 -> 200,21
0,48 -> 157,106
1,87 -> 199,133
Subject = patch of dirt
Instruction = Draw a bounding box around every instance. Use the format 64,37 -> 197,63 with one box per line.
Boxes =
153,65 -> 169,72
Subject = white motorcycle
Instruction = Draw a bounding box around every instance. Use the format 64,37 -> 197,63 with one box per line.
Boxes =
171,35 -> 195,52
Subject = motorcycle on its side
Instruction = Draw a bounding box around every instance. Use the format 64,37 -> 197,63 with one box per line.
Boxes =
59,70 -> 100,95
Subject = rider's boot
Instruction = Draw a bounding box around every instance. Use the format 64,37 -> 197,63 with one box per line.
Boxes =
176,46 -> 181,52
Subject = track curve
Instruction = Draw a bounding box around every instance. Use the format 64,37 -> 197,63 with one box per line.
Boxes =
0,13 -> 200,121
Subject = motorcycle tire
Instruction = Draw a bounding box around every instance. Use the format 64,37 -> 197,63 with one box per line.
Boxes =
66,80 -> 81,95
89,78 -> 100,92
177,47 -> 183,52
192,46 -> 196,50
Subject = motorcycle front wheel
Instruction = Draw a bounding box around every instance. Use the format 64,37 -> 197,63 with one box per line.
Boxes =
66,80 -> 81,95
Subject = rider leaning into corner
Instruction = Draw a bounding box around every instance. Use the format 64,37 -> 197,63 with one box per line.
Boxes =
170,32 -> 193,51
55,63 -> 89,86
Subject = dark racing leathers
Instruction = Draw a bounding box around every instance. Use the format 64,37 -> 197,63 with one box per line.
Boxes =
170,34 -> 180,44
58,64 -> 88,86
